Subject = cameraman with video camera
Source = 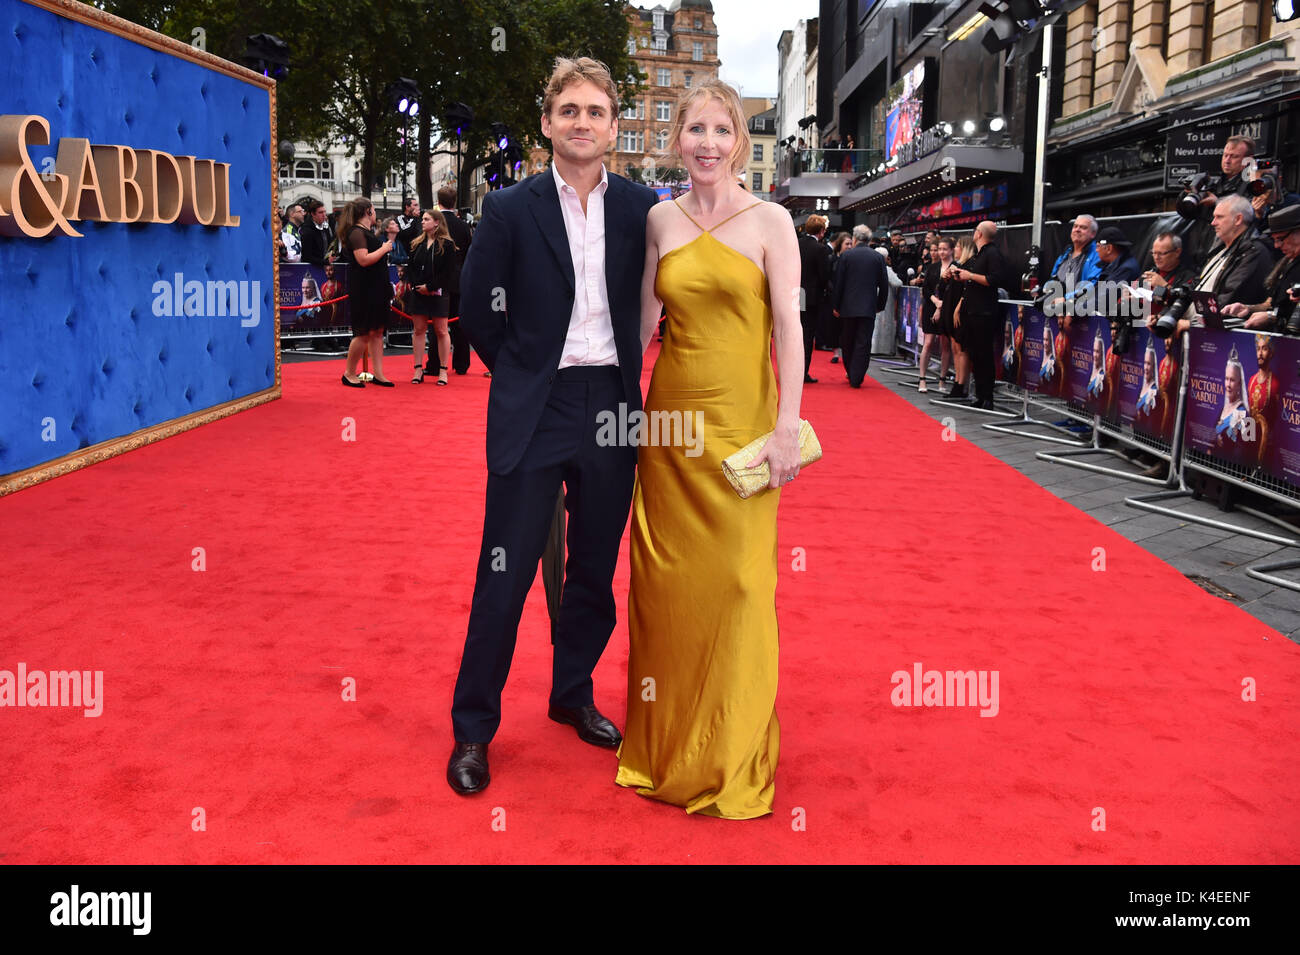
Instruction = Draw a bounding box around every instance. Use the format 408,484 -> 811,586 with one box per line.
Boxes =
1219,203 -> 1300,335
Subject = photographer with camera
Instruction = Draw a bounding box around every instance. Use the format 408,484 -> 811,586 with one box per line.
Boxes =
1179,136 -> 1255,222
1146,195 -> 1273,340
1141,232 -> 1198,290
1219,204 -> 1300,334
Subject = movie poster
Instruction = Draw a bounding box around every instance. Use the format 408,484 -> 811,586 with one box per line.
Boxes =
1078,316 -> 1120,422
896,286 -> 922,351
1064,316 -> 1096,411
999,303 -> 1023,387
279,262 -> 347,330
1117,326 -> 1181,446
1020,306 -> 1050,395
1184,329 -> 1300,488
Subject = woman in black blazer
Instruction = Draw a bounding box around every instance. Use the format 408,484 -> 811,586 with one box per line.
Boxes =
405,209 -> 458,384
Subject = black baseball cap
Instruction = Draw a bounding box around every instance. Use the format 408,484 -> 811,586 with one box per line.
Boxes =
1095,226 -> 1133,248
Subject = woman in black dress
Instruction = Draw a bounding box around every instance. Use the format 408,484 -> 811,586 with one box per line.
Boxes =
915,241 -> 950,392
934,236 -> 970,398
337,197 -> 396,387
404,209 -> 458,384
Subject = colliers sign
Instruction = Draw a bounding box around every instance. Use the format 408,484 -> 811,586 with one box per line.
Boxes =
0,114 -> 241,239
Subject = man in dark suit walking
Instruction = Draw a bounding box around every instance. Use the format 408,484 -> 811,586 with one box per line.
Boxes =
832,225 -> 891,387
447,57 -> 658,795
798,214 -> 832,383
426,186 -> 474,376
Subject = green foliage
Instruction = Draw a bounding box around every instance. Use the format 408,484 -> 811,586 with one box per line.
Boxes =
100,0 -> 641,203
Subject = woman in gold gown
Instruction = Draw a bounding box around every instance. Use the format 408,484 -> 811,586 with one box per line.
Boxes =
614,80 -> 805,819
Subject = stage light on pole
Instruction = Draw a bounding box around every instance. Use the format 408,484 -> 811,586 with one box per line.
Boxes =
385,78 -> 420,203
989,115 -> 1006,132
962,119 -> 977,135
242,33 -> 289,79
1275,0 -> 1298,20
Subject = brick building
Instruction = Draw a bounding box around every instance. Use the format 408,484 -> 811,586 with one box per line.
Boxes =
613,0 -> 722,186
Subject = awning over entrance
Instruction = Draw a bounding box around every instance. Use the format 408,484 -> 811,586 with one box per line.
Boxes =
839,144 -> 1024,214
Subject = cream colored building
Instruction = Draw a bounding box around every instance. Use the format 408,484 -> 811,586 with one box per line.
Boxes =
1048,1 -> 1300,214
745,103 -> 777,200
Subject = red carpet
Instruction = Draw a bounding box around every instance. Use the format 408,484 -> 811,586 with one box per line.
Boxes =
2,344 -> 1297,864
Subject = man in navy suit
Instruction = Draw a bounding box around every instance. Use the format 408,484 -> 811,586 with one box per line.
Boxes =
447,57 -> 658,794
832,225 -> 891,387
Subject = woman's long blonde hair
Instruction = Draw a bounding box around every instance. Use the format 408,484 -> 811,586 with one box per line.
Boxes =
411,208 -> 453,253
955,236 -> 976,264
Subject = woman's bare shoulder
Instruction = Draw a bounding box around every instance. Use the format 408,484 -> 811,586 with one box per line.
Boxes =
752,200 -> 796,244
647,199 -> 676,225
753,199 -> 794,230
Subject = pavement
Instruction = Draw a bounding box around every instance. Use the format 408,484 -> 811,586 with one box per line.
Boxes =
867,359 -> 1300,643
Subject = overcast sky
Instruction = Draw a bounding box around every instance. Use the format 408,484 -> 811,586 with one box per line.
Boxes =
713,0 -> 820,101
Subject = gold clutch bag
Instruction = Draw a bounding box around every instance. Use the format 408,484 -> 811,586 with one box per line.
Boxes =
721,419 -> 822,499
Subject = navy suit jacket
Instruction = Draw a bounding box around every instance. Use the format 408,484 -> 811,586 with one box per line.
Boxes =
460,169 -> 658,475
832,244 -> 891,318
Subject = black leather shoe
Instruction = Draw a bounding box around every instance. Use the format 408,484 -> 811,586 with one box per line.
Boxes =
548,703 -> 622,748
447,742 -> 489,794
804,374 -> 818,384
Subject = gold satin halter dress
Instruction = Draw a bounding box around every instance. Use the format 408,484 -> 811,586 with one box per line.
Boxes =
615,200 -> 781,819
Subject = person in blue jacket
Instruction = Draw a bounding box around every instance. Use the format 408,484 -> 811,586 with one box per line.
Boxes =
1047,214 -> 1102,324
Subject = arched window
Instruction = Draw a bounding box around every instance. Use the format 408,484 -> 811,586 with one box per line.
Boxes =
293,159 -> 317,179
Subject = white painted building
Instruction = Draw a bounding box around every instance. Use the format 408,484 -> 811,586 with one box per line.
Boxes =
776,19 -> 818,148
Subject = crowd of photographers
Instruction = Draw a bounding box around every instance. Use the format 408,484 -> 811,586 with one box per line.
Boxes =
1039,135 -> 1300,348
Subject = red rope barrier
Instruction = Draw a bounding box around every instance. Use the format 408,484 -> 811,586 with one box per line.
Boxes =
278,293 -> 459,324
280,294 -> 349,311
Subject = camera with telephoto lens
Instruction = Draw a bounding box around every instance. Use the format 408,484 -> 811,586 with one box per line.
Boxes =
1022,245 -> 1041,297
1112,316 -> 1134,356
1176,173 -> 1220,221
1151,283 -> 1195,338
1285,283 -> 1300,336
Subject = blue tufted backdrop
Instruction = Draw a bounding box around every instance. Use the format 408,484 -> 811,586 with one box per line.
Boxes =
0,0 -> 276,479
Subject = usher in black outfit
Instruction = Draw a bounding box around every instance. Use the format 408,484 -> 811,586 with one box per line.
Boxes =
920,259 -> 942,335
404,236 -> 457,319
341,225 -> 391,336
959,242 -> 1008,407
